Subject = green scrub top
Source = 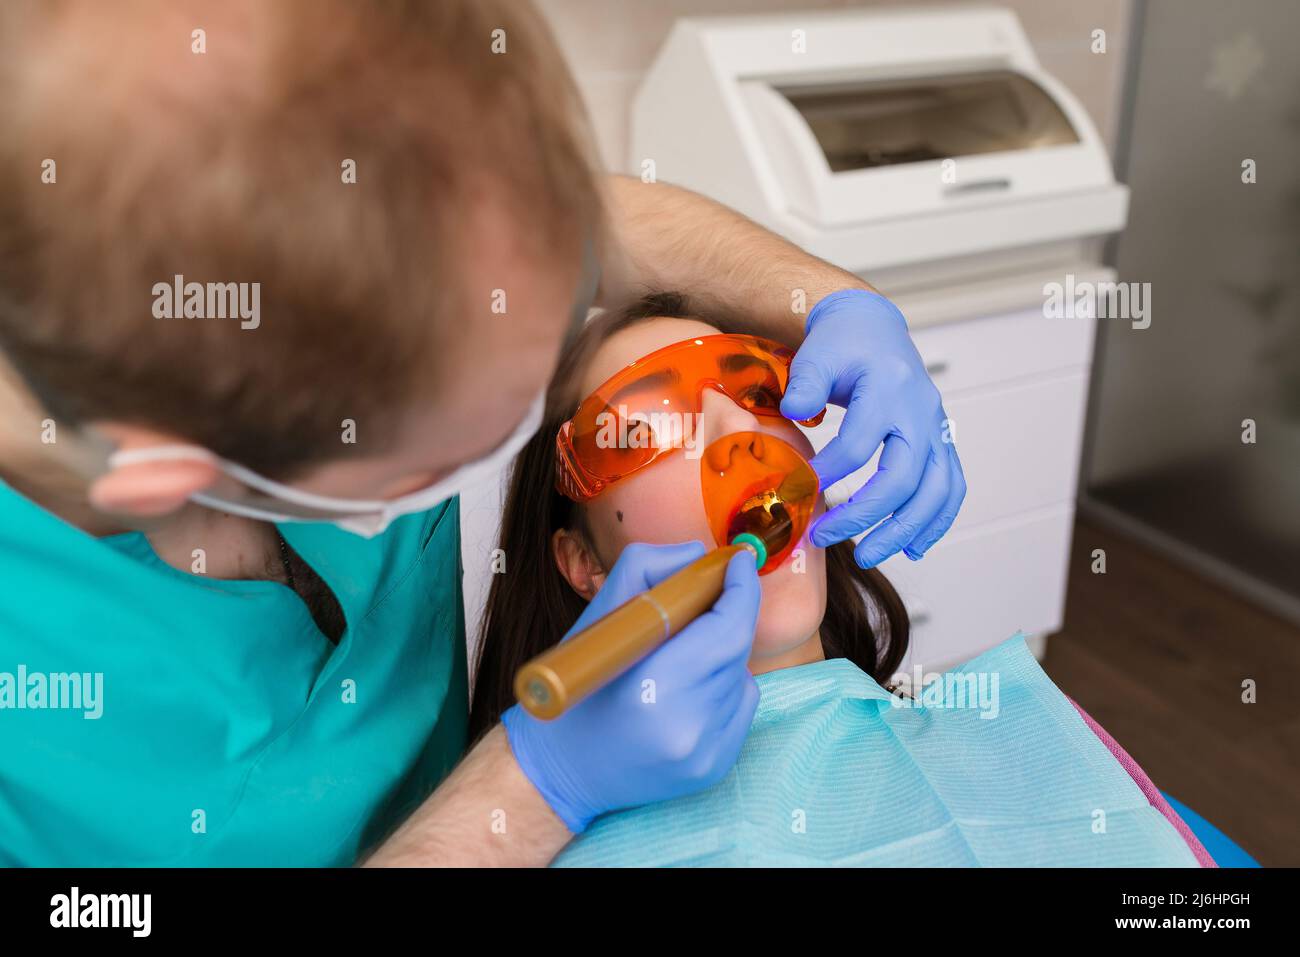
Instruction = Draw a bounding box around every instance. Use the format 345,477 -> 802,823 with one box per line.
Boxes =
0,479 -> 468,866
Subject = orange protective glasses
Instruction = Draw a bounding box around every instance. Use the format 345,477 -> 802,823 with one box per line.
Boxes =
556,334 -> 826,502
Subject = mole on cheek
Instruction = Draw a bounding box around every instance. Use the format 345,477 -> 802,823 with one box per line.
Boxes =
616,510 -> 624,523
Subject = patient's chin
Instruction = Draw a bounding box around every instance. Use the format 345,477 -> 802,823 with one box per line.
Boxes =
751,553 -> 826,660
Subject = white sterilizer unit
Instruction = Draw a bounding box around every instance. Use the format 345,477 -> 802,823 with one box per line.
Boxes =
631,6 -> 1129,671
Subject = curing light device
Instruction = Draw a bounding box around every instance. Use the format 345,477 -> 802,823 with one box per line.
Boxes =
514,433 -> 818,720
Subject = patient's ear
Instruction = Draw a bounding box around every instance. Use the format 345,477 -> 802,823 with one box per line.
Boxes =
552,527 -> 606,601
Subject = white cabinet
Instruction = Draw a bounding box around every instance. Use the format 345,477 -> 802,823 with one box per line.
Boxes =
880,505 -> 1078,672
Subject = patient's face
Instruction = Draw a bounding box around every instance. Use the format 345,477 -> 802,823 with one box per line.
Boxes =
572,317 -> 827,670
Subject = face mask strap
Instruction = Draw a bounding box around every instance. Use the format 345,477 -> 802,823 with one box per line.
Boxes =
104,390 -> 546,528
108,443 -> 387,515
212,459 -> 388,514
225,387 -> 544,523
107,444 -> 219,469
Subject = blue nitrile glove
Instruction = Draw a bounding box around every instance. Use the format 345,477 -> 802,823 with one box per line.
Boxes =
780,289 -> 967,568
502,541 -> 761,833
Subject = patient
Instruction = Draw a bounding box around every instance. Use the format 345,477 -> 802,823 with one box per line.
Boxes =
470,293 -> 1204,868
470,290 -> 909,725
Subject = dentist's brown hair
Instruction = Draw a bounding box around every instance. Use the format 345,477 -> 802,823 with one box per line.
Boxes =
0,0 -> 602,478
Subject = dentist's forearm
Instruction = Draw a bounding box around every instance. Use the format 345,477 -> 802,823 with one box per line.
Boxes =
363,724 -> 571,867
600,174 -> 875,342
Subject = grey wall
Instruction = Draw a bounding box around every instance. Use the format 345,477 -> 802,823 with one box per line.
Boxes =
1090,0 -> 1299,482
1086,0 -> 1299,607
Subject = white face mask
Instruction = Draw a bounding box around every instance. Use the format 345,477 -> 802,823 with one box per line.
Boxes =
105,390 -> 545,538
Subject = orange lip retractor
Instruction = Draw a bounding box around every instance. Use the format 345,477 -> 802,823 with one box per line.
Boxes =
700,431 -> 818,576
514,431 -> 820,719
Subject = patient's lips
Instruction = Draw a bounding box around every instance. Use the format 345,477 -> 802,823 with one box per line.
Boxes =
700,432 -> 819,575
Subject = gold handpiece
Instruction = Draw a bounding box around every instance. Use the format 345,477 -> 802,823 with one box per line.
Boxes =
514,542 -> 757,719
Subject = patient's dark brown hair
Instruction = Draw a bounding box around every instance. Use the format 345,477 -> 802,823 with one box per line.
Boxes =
467,293 -> 909,743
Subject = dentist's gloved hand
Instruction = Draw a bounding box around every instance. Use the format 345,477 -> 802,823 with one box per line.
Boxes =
780,288 -> 967,568
502,541 -> 761,833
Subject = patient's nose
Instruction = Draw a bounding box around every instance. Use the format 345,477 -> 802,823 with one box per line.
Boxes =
700,386 -> 762,437
699,388 -> 765,469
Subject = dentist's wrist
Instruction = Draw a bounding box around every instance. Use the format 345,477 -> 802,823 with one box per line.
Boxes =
364,722 -> 571,867
805,288 -> 907,336
501,703 -> 595,834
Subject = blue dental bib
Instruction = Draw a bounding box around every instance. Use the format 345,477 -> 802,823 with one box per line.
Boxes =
553,635 -> 1197,867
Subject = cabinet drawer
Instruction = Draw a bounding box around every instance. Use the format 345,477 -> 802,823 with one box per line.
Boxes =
939,371 -> 1089,531
806,371 -> 1089,533
878,505 -> 1076,674
908,306 -> 1096,396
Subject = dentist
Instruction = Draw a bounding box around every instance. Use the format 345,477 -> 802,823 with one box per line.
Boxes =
0,0 -> 963,866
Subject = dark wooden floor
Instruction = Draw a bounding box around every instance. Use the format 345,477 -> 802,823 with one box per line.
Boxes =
1042,517 -> 1300,867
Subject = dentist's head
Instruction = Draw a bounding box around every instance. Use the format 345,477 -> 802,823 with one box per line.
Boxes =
0,0 -> 602,534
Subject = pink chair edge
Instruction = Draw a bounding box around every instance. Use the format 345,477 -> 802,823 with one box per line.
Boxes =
1065,695 -> 1217,867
